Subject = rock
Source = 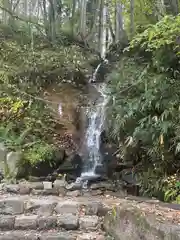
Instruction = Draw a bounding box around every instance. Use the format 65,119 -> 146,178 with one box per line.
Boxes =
77,233 -> 105,240
66,181 -> 82,191
0,231 -> 38,240
0,198 -> 24,215
0,143 -> 7,161
28,176 -> 44,182
97,204 -> 110,217
57,214 -> 79,230
83,202 -> 101,215
103,203 -> 180,240
96,236 -> 105,240
57,153 -> 83,179
43,181 -> 52,189
37,216 -> 57,229
54,179 -> 66,188
94,164 -> 106,175
126,184 -> 139,196
91,189 -> 103,196
55,201 -> 79,215
100,143 -> 119,175
90,181 -> 115,191
25,199 -> 57,216
66,190 -> 81,197
53,179 -> 66,195
121,169 -> 137,185
31,189 -> 59,196
14,215 -> 38,229
0,143 -> 7,177
6,151 -> 21,178
0,215 -> 15,229
79,216 -> 99,230
41,232 -> 75,240
29,181 -> 44,189
19,183 -> 31,194
3,184 -> 19,193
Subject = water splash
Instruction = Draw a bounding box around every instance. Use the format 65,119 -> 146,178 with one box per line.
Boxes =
90,59 -> 108,83
90,63 -> 102,83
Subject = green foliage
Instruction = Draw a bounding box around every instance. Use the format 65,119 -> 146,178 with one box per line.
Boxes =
0,24 -> 96,178
163,174 -> 180,203
0,41 -> 88,88
106,15 -> 180,201
0,23 -> 97,89
0,91 -> 64,176
24,142 -> 55,165
126,15 -> 180,74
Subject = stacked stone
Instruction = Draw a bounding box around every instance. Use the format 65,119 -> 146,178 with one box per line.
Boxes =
0,195 -> 108,240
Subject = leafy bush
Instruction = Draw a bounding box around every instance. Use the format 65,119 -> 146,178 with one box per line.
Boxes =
0,24 -> 96,179
0,89 -> 65,174
126,15 -> 180,75
106,15 -> 180,201
162,174 -> 180,203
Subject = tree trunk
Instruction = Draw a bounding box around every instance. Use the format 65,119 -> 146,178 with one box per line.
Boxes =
130,0 -> 135,38
80,0 -> 87,37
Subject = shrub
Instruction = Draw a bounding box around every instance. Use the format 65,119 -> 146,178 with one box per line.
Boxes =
106,15 -> 180,201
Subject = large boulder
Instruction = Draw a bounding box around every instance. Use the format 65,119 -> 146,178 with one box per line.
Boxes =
103,200 -> 180,240
0,144 -> 21,180
55,153 -> 83,181
6,151 -> 22,179
0,143 -> 7,179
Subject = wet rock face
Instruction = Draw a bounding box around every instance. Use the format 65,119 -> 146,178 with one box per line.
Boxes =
55,153 -> 83,181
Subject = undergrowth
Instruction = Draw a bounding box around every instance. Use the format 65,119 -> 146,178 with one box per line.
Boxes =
106,15 -> 180,202
0,24 -> 95,178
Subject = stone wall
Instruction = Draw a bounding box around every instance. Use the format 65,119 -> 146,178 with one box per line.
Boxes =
103,199 -> 180,240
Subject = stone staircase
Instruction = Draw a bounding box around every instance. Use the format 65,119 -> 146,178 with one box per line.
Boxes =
0,195 -> 111,240
1,180 -> 180,240
0,180 -> 115,240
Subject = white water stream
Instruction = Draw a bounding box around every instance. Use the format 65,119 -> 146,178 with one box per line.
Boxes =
76,61 -> 108,186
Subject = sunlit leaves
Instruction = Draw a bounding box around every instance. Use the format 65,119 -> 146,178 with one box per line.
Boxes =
126,15 -> 180,73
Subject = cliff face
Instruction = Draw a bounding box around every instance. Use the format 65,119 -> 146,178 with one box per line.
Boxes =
42,83 -> 88,153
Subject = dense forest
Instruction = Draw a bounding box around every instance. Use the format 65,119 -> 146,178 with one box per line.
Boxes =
0,0 -> 180,203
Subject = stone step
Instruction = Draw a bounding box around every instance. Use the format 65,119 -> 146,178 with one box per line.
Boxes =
0,214 -> 101,231
0,230 -> 106,240
0,197 -> 109,217
0,181 -> 115,197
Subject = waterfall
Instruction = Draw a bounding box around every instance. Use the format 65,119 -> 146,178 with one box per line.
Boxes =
90,63 -> 101,83
75,61 -> 108,187
81,83 -> 107,177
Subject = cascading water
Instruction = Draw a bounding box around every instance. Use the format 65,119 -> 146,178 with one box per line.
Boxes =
75,60 -> 108,188
81,83 -> 107,176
